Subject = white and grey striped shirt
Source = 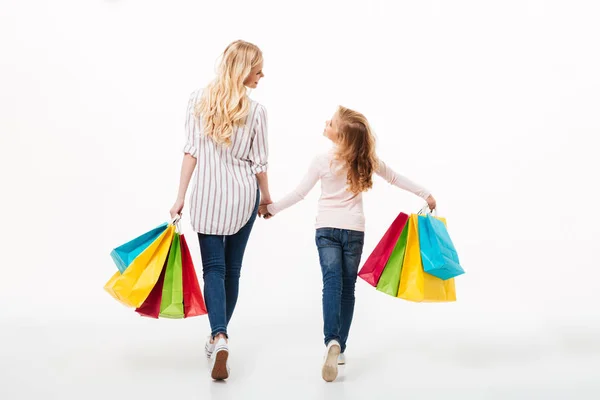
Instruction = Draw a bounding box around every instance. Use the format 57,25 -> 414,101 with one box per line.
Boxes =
184,90 -> 268,235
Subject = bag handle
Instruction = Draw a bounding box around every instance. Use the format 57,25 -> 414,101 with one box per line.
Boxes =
170,214 -> 182,233
417,205 -> 438,216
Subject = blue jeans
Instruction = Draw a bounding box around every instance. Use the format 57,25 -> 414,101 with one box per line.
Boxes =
197,191 -> 259,338
315,228 -> 365,353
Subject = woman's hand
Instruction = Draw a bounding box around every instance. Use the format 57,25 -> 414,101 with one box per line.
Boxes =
258,201 -> 273,219
170,198 -> 184,219
258,204 -> 270,218
426,195 -> 437,211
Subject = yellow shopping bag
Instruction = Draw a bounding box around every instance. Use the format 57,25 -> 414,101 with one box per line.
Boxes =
397,214 -> 456,302
104,224 -> 175,308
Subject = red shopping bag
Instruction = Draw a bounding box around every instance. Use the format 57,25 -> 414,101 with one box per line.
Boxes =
135,259 -> 167,318
358,212 -> 409,286
180,235 -> 208,318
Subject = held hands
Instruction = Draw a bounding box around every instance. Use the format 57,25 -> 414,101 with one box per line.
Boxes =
258,201 -> 273,220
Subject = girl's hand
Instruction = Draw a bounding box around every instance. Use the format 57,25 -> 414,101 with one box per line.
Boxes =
170,198 -> 184,219
426,195 -> 437,211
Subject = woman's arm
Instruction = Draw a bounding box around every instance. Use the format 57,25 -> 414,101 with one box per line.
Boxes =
170,91 -> 200,219
170,153 -> 197,218
249,105 -> 271,211
256,171 -> 272,205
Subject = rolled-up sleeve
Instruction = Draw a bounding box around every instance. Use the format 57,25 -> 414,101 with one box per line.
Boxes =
249,104 -> 269,174
183,90 -> 200,157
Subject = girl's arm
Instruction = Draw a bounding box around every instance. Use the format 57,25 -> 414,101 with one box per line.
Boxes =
376,159 -> 436,209
266,156 -> 322,216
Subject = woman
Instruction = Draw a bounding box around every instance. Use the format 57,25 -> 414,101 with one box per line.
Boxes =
169,40 -> 271,380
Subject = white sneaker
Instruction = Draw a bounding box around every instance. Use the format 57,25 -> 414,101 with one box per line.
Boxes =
210,338 -> 230,380
338,352 -> 346,365
322,340 -> 341,382
204,336 -> 215,359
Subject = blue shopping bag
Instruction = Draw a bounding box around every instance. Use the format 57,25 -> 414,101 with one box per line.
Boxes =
418,213 -> 464,280
110,223 -> 169,273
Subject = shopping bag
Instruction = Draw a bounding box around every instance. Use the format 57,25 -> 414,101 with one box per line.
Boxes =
397,214 -> 456,302
104,224 -> 175,308
376,221 -> 409,297
135,258 -> 168,318
358,212 -> 409,286
103,270 -> 131,308
418,214 -> 464,280
110,223 -> 169,273
180,234 -> 207,318
159,233 -> 185,319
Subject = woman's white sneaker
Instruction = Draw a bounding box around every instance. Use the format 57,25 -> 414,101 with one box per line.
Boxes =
338,352 -> 346,365
210,338 -> 230,380
322,340 -> 341,382
205,336 -> 215,359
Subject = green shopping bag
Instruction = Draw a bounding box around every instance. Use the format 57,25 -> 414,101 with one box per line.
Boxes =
376,222 -> 409,297
159,233 -> 184,319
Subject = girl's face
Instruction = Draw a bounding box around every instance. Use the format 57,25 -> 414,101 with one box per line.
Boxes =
324,111 -> 340,142
243,62 -> 264,89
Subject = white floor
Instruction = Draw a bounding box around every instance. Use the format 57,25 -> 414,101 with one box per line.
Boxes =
3,218 -> 599,400
2,307 -> 600,400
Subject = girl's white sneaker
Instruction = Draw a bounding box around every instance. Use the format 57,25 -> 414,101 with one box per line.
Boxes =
322,340 -> 341,382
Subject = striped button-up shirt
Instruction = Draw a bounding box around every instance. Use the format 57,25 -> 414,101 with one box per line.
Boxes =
183,90 -> 268,235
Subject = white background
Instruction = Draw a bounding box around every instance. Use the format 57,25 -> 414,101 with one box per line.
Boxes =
1,0 -> 600,399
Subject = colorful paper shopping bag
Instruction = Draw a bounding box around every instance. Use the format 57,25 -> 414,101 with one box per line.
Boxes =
358,212 -> 409,286
104,224 -> 175,308
418,214 -> 464,280
159,234 -> 185,319
397,215 -> 456,302
180,235 -> 207,318
110,223 -> 169,273
135,258 -> 168,318
376,221 -> 410,297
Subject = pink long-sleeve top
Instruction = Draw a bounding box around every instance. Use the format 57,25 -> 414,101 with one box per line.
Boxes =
267,149 -> 430,232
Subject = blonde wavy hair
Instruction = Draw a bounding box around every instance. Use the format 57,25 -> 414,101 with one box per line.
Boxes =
194,40 -> 263,146
335,106 -> 379,194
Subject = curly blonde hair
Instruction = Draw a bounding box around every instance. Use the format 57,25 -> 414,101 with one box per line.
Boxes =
335,106 -> 379,194
194,40 -> 263,146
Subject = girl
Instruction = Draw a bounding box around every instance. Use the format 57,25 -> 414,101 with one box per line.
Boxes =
170,40 -> 272,380
260,106 -> 436,382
